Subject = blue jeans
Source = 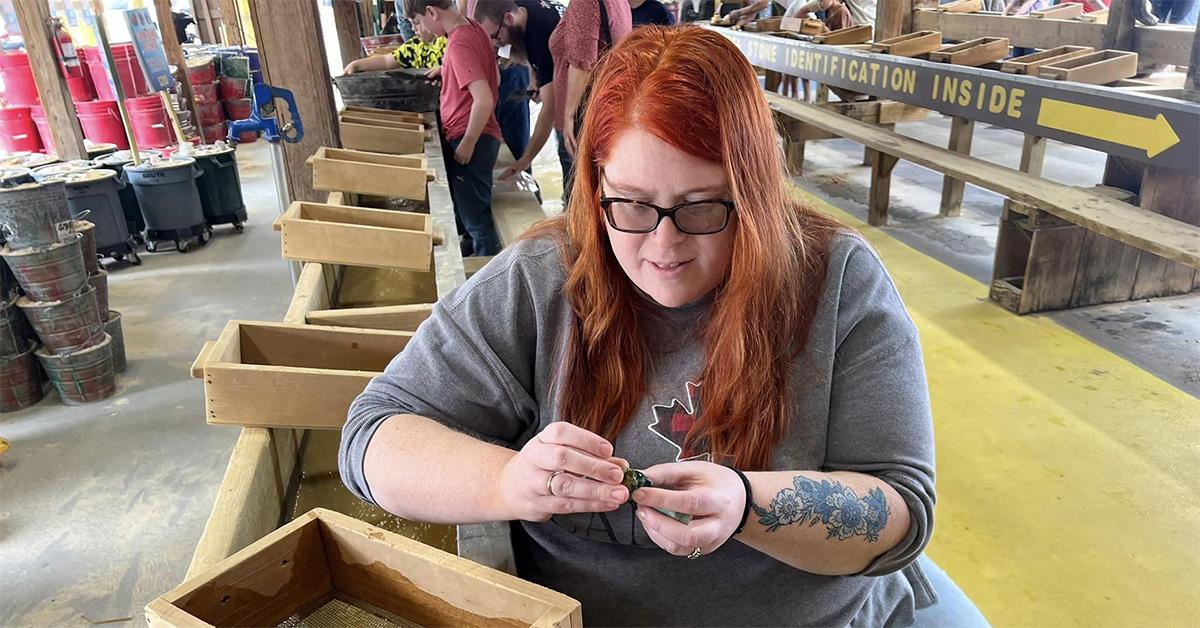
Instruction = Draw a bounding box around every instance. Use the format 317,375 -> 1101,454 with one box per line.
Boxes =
444,134 -> 501,257
497,64 -> 530,163
911,555 -> 990,627
556,130 -> 575,206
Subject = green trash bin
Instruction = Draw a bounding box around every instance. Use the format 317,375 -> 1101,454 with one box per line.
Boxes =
191,143 -> 247,232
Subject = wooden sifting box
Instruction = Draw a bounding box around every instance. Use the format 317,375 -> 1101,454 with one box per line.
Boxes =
340,106 -> 425,124
339,115 -> 425,155
192,320 -> 413,430
1038,50 -> 1138,85
273,202 -> 433,271
928,37 -> 1010,67
870,31 -> 943,57
309,147 -> 429,200
1000,46 -> 1094,74
148,508 -> 581,627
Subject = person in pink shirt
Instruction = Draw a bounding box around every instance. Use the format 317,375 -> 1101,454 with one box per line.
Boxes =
404,0 -> 504,256
549,0 -> 632,201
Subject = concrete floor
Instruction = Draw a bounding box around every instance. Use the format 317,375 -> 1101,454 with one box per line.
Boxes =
0,111 -> 1195,626
0,140 -> 294,626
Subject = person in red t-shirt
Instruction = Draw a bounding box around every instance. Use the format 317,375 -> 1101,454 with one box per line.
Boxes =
403,0 -> 504,257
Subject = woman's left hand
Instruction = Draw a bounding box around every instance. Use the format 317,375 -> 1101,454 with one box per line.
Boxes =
633,461 -> 746,558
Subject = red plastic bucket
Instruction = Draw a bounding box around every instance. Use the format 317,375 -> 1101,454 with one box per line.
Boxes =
0,106 -> 43,152
81,44 -> 148,101
64,68 -> 95,103
30,105 -> 52,154
195,100 -> 224,126
75,100 -> 129,149
223,98 -> 253,121
0,53 -> 39,106
126,95 -> 174,148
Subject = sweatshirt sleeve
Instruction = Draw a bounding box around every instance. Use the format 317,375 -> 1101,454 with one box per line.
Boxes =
822,236 -> 936,576
339,244 -> 551,506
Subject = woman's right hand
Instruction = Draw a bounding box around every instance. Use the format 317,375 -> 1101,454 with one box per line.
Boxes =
497,422 -> 629,522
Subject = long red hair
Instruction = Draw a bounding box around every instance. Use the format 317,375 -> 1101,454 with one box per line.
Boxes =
525,26 -> 841,470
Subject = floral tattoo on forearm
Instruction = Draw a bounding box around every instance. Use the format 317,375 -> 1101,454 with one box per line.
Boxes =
752,476 -> 889,542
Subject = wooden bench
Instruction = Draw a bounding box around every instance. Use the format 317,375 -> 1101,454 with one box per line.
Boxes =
767,92 -> 1200,312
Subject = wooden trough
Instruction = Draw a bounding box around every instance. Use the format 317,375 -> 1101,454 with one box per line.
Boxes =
184,128 -> 519,593
149,508 -> 580,627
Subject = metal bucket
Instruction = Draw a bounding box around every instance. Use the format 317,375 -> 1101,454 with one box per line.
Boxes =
0,345 -> 45,412
0,233 -> 88,301
36,332 -> 115,405
105,310 -> 125,373
75,219 -> 99,275
0,180 -> 72,250
88,269 -> 109,321
17,285 -> 103,353
0,293 -> 32,357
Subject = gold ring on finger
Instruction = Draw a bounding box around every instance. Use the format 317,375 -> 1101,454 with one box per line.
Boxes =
546,470 -> 564,496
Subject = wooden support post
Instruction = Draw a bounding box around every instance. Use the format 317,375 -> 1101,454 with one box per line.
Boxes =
220,0 -> 245,46
12,0 -> 87,160
248,0 -> 339,203
191,0 -> 220,44
786,137 -> 806,175
1186,21 -> 1200,102
332,0 -> 363,66
863,123 -> 894,165
1130,166 -> 1200,298
360,0 -> 377,37
154,0 -> 201,141
1102,0 -> 1136,52
875,0 -> 938,41
867,150 -> 898,226
939,116 -> 975,217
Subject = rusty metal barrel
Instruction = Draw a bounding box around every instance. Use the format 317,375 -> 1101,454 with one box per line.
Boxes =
0,233 -> 88,301
36,332 -> 115,405
16,285 -> 103,353
0,180 -> 72,250
74,219 -> 99,275
0,344 -> 45,411
88,268 -> 109,321
105,310 -> 125,373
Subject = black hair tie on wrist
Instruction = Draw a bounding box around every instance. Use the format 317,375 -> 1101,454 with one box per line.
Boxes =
726,465 -> 753,536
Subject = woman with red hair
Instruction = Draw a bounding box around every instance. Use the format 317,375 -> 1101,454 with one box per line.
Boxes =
342,25 -> 982,626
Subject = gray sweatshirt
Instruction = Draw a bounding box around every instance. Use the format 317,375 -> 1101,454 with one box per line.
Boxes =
340,233 -> 937,626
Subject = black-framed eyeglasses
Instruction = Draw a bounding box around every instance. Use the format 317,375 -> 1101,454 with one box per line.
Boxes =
599,197 -> 736,235
484,22 -> 502,41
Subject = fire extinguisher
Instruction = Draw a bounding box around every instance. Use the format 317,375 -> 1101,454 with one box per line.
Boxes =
52,18 -> 83,78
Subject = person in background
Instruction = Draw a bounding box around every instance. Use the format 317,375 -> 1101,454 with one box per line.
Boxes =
631,0 -> 677,25
549,0 -> 632,200
1057,0 -> 1111,12
462,0 -> 534,184
1150,0 -> 1199,24
404,0 -> 504,257
729,0 -> 873,26
342,18 -> 445,73
474,0 -> 565,182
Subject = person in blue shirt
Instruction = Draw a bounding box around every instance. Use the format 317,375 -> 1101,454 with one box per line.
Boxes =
631,0 -> 676,26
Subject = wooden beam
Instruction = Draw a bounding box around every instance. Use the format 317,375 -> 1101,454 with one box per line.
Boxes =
876,2 -> 915,42
333,0 -> 364,66
154,0 -> 201,141
767,92 -> 1200,268
868,150 -> 898,226
13,0 -> 87,160
306,303 -> 435,331
248,0 -> 340,203
1130,166 -> 1200,299
939,116 -> 974,217
1102,0 -> 1136,51
1186,22 -> 1199,102
220,0 -> 245,46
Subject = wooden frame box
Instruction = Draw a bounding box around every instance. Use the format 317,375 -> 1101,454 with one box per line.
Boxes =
339,115 -> 424,154
340,106 -> 425,124
148,508 -> 581,627
870,31 -> 943,57
780,16 -> 824,35
928,37 -> 1009,66
309,146 -> 428,200
1001,46 -> 1094,74
934,0 -> 982,12
191,320 -> 413,429
1039,50 -> 1138,85
1031,3 -> 1084,19
307,303 -> 435,331
812,24 -> 872,45
274,201 -> 433,270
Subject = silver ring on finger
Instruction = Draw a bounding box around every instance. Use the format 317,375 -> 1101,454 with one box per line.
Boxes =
687,546 -> 703,560
546,470 -> 564,496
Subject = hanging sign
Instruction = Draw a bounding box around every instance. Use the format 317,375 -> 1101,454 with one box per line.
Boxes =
123,7 -> 176,92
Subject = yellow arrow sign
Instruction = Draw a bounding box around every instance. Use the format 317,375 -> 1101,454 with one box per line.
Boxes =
1037,99 -> 1181,158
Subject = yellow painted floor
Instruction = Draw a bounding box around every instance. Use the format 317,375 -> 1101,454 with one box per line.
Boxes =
792,187 -> 1200,627
516,140 -> 1199,626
